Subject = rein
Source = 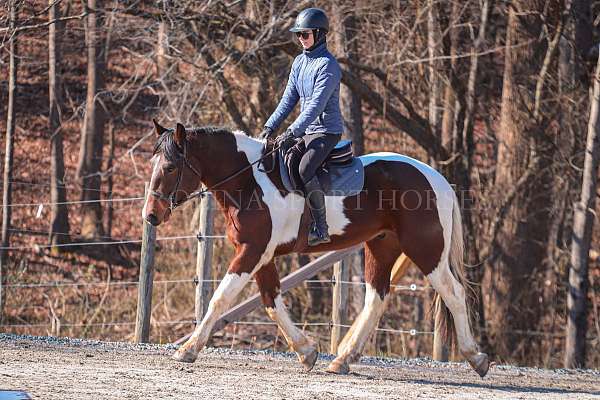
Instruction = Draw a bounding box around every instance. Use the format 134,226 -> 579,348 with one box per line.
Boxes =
150,138 -> 280,211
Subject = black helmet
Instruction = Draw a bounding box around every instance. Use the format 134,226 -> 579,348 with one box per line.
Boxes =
289,8 -> 329,33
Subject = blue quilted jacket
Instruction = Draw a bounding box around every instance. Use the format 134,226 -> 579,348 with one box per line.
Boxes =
265,41 -> 343,137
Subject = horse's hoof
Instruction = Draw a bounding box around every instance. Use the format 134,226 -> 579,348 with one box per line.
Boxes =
172,348 -> 198,363
468,352 -> 489,378
300,348 -> 319,372
326,358 -> 350,375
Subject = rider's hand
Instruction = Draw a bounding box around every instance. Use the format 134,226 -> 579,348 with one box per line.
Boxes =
278,129 -> 299,154
259,126 -> 275,141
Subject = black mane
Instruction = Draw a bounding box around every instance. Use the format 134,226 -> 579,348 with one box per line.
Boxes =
153,125 -> 236,164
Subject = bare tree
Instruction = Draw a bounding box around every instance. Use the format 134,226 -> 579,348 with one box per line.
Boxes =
487,3 -> 540,357
564,50 -> 600,369
333,0 -> 365,155
156,20 -> 168,77
49,0 -> 70,249
77,0 -> 106,238
571,0 -> 593,84
427,0 -> 442,142
440,1 -> 459,149
0,0 -> 19,322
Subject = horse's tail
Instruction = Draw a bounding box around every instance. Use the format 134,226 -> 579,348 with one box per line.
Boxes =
433,190 -> 474,348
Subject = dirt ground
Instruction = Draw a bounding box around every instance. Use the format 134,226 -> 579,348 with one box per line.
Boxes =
0,334 -> 598,399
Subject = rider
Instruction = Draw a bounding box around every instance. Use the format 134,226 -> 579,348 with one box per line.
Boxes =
260,7 -> 343,247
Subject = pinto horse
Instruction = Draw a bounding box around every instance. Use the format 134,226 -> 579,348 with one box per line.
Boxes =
142,121 -> 489,377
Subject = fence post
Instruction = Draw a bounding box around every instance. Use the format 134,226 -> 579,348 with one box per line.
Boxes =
330,258 -> 350,354
135,183 -> 156,343
195,192 -> 215,325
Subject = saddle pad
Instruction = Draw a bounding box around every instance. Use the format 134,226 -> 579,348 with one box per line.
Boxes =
278,149 -> 365,197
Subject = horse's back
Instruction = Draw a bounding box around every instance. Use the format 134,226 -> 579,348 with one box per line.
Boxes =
359,152 -> 453,196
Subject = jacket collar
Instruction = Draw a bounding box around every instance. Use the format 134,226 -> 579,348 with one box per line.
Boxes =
303,41 -> 328,58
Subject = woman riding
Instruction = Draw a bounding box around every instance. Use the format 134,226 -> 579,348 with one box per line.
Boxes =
260,7 -> 344,247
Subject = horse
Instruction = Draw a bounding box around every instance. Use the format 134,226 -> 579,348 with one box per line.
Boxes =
142,120 -> 489,377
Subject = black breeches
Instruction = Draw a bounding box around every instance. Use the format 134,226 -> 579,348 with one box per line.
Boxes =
298,133 -> 341,184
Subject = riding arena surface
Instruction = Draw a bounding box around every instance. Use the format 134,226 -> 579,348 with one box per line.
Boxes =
0,334 -> 598,399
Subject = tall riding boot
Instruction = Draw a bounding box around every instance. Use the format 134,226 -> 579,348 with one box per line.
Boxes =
304,175 -> 331,246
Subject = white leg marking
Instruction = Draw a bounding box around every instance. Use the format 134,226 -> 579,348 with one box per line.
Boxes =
427,260 -> 478,356
337,283 -> 387,360
265,295 -> 314,355
175,272 -> 251,361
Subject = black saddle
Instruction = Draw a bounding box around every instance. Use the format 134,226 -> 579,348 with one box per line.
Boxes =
325,139 -> 354,166
272,139 -> 364,197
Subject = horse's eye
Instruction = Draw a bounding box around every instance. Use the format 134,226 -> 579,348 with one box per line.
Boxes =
164,164 -> 177,173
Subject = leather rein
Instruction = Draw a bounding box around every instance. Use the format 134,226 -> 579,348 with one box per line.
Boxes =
149,138 -> 280,211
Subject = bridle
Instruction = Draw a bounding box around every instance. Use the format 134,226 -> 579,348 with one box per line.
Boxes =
149,136 -> 280,211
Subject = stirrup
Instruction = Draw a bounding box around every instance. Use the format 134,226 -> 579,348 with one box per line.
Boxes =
308,223 -> 331,246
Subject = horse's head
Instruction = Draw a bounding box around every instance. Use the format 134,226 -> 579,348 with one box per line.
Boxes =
142,120 -> 204,226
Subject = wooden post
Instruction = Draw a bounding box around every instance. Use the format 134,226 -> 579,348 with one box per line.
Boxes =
389,253 -> 412,289
195,192 -> 215,325
135,183 -> 156,343
330,258 -> 350,354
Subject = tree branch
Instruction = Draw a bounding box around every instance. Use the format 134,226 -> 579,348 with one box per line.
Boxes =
186,21 -> 250,134
0,12 -> 88,34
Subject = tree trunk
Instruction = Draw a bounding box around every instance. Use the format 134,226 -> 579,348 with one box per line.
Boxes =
427,0 -> 442,140
156,21 -> 168,77
332,1 -> 365,156
0,0 -> 18,322
571,0 -> 593,84
486,3 -> 553,360
77,0 -> 106,239
49,0 -> 70,249
564,51 -> 600,369
104,121 -> 114,237
440,1 -> 459,149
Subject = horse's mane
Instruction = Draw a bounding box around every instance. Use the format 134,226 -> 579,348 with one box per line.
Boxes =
153,125 -> 239,164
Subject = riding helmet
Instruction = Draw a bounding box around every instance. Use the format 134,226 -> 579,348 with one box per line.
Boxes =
289,8 -> 329,33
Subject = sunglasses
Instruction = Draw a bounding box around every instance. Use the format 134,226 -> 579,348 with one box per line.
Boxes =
295,31 -> 312,40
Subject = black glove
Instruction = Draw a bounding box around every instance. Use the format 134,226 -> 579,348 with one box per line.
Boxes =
259,126 -> 275,141
277,129 -> 298,155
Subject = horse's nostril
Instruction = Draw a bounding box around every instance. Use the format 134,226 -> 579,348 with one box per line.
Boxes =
146,214 -> 159,226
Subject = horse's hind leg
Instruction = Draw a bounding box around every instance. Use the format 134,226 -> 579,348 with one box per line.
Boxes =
326,232 -> 401,374
255,260 -> 318,371
426,258 -> 488,376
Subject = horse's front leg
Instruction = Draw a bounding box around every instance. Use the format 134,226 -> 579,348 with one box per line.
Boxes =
173,248 -> 263,363
255,261 -> 318,371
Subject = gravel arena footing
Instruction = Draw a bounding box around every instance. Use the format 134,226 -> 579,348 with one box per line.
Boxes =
0,333 -> 598,399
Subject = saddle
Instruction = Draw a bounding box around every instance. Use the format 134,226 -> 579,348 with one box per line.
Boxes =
272,139 -> 364,196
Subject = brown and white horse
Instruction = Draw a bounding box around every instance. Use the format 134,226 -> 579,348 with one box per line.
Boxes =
142,121 -> 489,377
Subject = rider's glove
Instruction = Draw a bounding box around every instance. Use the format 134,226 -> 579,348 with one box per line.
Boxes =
277,129 -> 299,155
259,126 -> 275,141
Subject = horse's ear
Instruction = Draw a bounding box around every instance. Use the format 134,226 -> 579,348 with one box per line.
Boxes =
174,123 -> 186,146
153,118 -> 167,136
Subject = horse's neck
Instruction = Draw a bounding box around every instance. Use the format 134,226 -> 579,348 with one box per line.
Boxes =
207,132 -> 265,210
